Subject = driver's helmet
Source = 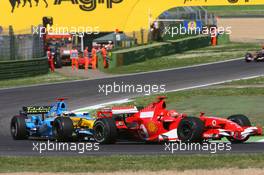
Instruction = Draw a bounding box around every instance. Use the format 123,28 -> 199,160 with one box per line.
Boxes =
61,111 -> 71,117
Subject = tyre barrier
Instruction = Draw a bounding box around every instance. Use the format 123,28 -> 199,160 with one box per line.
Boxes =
0,57 -> 49,80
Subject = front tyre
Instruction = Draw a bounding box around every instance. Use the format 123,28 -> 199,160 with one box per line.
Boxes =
227,114 -> 251,143
53,117 -> 73,141
177,117 -> 204,143
10,115 -> 28,140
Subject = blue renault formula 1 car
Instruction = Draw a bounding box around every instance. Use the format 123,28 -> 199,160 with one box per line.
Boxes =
10,98 -> 95,141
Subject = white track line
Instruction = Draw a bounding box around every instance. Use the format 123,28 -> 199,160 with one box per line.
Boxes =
258,139 -> 264,143
74,74 -> 264,111
166,75 -> 264,93
0,57 -> 243,91
73,98 -> 133,112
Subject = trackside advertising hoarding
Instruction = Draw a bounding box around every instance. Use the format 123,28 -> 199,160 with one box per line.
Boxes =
1,0 -> 264,33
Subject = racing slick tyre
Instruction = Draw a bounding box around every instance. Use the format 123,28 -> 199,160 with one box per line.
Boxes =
53,117 -> 73,141
227,114 -> 251,143
54,55 -> 63,68
93,118 -> 117,144
177,117 -> 204,143
10,115 -> 29,140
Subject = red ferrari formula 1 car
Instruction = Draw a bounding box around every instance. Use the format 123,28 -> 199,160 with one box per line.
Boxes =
92,97 -> 262,144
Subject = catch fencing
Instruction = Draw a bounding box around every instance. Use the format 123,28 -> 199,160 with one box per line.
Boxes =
0,26 -> 45,61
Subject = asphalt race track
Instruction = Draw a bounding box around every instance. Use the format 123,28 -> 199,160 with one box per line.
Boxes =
1,59 -> 264,156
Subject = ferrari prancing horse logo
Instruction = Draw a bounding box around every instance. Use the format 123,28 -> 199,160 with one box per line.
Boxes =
146,121 -> 158,134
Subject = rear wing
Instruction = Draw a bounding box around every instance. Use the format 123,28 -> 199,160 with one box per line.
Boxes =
22,106 -> 52,114
111,106 -> 138,114
97,106 -> 138,118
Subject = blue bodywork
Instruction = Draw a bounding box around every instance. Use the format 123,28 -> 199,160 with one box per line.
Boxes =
22,99 -> 94,139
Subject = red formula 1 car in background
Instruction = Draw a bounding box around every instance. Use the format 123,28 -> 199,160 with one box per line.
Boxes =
92,97 -> 262,144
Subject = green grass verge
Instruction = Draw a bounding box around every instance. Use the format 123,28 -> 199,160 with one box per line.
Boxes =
205,5 -> 264,17
0,154 -> 264,173
0,72 -> 82,89
106,43 -> 259,74
225,76 -> 264,85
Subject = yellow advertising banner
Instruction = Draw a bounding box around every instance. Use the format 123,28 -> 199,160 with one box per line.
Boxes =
1,0 -> 264,33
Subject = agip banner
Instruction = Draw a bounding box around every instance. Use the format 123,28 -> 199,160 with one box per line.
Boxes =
1,0 -> 264,33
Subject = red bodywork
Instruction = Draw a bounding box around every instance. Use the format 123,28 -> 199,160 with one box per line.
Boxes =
96,97 -> 262,142
44,33 -> 73,65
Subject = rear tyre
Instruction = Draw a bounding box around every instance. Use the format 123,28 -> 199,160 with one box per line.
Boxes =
227,114 -> 251,143
93,118 -> 117,144
53,117 -> 73,141
177,117 -> 204,143
10,115 -> 28,140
